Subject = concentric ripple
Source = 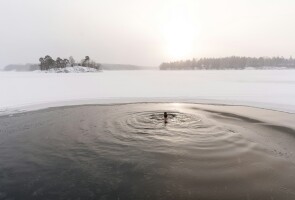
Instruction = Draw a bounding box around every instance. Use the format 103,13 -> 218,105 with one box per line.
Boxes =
109,109 -> 256,169
0,103 -> 295,200
123,111 -> 202,131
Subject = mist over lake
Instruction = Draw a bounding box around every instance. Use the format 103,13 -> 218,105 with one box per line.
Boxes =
1,0 -> 295,199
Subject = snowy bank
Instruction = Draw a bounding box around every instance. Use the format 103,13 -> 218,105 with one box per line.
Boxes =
36,66 -> 100,73
1,70 -> 295,115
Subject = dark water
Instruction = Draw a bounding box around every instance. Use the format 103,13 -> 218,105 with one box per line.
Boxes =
0,103 -> 295,200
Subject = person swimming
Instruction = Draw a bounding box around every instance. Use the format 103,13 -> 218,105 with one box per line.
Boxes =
164,112 -> 168,123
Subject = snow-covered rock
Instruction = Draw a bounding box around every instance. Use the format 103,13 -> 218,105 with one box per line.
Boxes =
36,66 -> 100,73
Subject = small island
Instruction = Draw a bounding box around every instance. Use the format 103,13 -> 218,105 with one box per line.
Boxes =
38,55 -> 101,73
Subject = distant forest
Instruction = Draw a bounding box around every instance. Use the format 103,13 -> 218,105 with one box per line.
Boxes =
159,56 -> 295,70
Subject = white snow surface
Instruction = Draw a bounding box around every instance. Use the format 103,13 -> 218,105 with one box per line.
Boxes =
1,70 -> 295,115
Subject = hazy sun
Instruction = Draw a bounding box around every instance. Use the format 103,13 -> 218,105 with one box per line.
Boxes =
162,13 -> 197,60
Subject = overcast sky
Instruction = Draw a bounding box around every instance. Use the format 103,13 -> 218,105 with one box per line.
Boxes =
0,0 -> 295,68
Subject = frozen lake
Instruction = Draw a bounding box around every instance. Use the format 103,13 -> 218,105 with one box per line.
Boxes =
1,71 -> 295,199
1,70 -> 295,114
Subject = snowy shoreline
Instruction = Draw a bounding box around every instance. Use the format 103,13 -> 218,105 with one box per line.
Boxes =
1,98 -> 295,118
1,70 -> 295,115
35,66 -> 101,73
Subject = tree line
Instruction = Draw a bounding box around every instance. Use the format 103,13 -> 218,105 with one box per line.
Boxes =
39,55 -> 101,70
159,56 -> 295,70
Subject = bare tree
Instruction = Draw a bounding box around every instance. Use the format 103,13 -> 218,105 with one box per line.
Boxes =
69,56 -> 75,67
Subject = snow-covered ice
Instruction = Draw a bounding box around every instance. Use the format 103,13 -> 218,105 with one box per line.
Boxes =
1,70 -> 295,114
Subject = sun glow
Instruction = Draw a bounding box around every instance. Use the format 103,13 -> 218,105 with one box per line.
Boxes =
161,12 -> 197,60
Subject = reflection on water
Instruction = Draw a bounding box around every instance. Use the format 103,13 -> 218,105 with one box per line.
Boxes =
0,103 -> 295,200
